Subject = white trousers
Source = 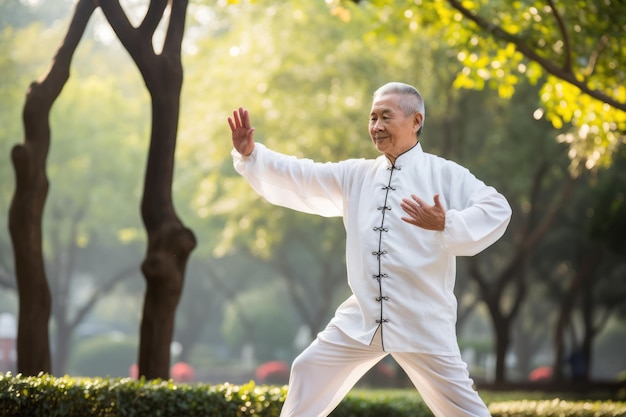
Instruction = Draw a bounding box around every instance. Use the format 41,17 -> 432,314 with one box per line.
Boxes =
279,324 -> 491,417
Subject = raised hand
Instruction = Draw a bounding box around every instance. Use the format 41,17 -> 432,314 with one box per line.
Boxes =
228,107 -> 255,156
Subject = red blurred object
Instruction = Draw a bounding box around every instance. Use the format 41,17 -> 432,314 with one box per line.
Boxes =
171,362 -> 196,382
255,360 -> 290,384
129,363 -> 139,379
529,366 -> 552,381
129,362 -> 196,382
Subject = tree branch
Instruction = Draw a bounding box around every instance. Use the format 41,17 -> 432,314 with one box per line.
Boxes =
98,1 -> 150,66
546,0 -> 572,73
592,305 -> 613,338
163,0 -> 188,57
467,256 -> 489,297
10,0 -> 96,376
481,165 -> 577,301
275,252 -> 313,325
446,0 -> 626,112
140,0 -> 168,36
508,268 -> 527,319
522,174 -> 577,252
69,265 -> 138,330
524,161 -> 550,239
210,271 -> 256,339
585,35 -> 609,77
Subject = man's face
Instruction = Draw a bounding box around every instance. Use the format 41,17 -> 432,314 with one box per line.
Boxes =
369,93 -> 422,162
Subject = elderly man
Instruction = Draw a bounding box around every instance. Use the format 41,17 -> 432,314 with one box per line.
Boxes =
228,82 -> 511,417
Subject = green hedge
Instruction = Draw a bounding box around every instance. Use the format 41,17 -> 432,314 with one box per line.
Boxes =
1,373 -> 625,417
488,399 -> 626,417
0,373 -> 283,417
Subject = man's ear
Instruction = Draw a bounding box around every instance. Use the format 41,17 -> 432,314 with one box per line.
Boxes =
414,112 -> 423,132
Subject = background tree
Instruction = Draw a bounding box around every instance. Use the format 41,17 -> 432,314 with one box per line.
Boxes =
96,0 -> 196,379
548,153 -> 626,381
6,0 -> 196,379
343,0 -> 626,169
444,0 -> 626,170
1,3 -> 156,376
43,47 -> 153,373
9,0 -> 96,376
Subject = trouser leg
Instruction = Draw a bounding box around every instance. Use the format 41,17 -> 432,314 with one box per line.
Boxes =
392,352 -> 491,417
279,324 -> 386,417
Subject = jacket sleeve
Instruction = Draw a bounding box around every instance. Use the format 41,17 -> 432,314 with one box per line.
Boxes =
232,143 -> 346,217
438,166 -> 512,256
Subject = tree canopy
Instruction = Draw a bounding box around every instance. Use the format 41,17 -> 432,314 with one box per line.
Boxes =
340,0 -> 626,170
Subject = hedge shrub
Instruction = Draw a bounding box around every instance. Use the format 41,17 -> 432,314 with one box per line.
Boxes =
1,373 -> 625,417
488,399 -> 626,417
0,373 -> 284,417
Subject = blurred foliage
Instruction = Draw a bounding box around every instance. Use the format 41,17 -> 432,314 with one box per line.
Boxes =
67,334 -> 137,378
0,0 -> 72,30
221,281 -> 299,362
594,322 -> 626,379
337,0 -> 626,171
586,148 -> 626,255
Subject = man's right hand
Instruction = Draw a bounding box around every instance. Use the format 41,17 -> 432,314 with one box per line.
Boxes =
228,107 -> 255,157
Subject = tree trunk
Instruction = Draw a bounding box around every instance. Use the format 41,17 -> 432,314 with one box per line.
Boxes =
552,246 -> 601,381
135,49 -> 196,381
469,257 -> 523,384
8,0 -> 96,376
98,0 -> 196,379
493,320 -> 509,383
579,256 -> 598,382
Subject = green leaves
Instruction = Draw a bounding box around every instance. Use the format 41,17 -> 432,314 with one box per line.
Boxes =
3,373 -> 625,417
0,373 -> 285,417
344,0 -> 626,170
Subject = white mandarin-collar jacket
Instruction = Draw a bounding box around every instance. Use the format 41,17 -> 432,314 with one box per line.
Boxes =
232,142 -> 512,355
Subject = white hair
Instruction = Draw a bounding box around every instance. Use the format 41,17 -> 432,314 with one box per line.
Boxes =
373,82 -> 425,137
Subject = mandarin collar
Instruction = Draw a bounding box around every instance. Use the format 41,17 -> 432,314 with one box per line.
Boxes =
384,142 -> 422,168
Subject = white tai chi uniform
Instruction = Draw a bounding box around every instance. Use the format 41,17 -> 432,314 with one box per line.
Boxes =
232,142 -> 511,417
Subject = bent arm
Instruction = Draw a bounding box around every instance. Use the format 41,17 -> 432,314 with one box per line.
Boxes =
438,169 -> 512,256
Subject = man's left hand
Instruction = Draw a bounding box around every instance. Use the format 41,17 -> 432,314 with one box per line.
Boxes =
400,194 -> 446,231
